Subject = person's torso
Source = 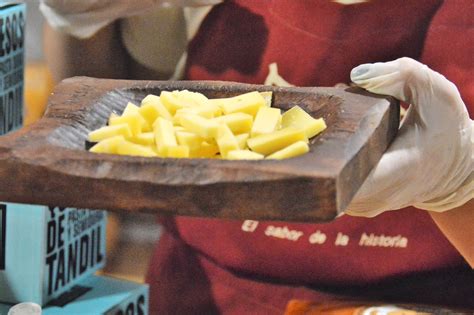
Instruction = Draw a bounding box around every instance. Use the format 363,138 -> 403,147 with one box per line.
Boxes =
154,0 -> 472,287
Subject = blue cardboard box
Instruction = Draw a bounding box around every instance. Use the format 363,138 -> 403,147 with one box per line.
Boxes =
0,276 -> 149,315
0,2 -> 24,135
0,204 -> 107,305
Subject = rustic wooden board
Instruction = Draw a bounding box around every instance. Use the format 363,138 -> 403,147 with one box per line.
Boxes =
0,77 -> 399,222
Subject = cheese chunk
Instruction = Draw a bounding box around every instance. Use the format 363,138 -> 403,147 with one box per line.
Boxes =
266,141 -> 309,159
216,124 -> 239,158
213,112 -> 253,134
259,91 -> 273,107
154,117 -> 178,154
179,113 -> 219,139
139,95 -> 173,123
88,124 -> 132,142
227,150 -> 264,160
109,112 -> 143,136
122,102 -> 151,131
89,135 -> 125,154
175,130 -> 204,150
247,127 -> 307,155
160,90 -> 209,114
131,132 -> 155,146
251,107 -> 281,137
116,139 -> 157,157
164,145 -> 190,158
282,106 -> 327,138
235,133 -> 249,149
190,141 -> 219,158
219,91 -> 266,117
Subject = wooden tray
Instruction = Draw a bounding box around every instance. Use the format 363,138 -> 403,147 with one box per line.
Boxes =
0,77 -> 399,222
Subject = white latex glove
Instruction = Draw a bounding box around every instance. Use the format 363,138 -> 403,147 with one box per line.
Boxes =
39,0 -> 221,39
346,57 -> 473,217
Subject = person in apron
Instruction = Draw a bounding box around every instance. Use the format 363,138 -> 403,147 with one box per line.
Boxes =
41,1 -> 473,313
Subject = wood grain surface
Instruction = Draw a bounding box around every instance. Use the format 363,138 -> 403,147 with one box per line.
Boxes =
0,77 -> 399,222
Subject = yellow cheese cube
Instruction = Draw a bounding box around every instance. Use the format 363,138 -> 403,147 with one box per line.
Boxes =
216,124 -> 239,158
160,90 -> 209,114
175,102 -> 222,119
122,102 -> 140,115
121,103 -> 150,131
154,117 -> 178,154
89,135 -> 125,154
247,127 -> 307,155
164,145 -> 190,158
251,107 -> 281,137
213,112 -> 253,134
139,95 -> 173,123
282,106 -> 327,138
219,91 -> 266,117
116,141 -> 158,157
235,133 -> 249,149
259,91 -> 273,107
173,90 -> 209,107
266,141 -> 309,159
179,113 -> 219,139
131,132 -> 155,146
176,130 -> 204,150
109,112 -> 143,136
109,112 -> 119,120
189,141 -> 219,158
227,150 -> 264,160
88,124 -> 132,142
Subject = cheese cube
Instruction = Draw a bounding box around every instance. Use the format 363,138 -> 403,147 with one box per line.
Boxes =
154,117 -> 178,154
175,102 -> 222,119
189,141 -> 219,158
266,140 -> 309,159
216,124 -> 239,158
235,133 -> 249,149
179,113 -> 219,139
227,150 -> 264,160
213,112 -> 253,134
131,132 -> 155,146
89,135 -> 125,154
160,90 -> 209,114
219,91 -> 266,117
109,112 -> 143,136
281,106 -> 327,138
176,130 -> 204,150
247,127 -> 307,155
251,107 -> 281,137
88,124 -> 132,142
116,140 -> 158,157
139,95 -> 173,123
259,91 -> 273,107
173,90 -> 209,107
164,145 -> 190,158
122,102 -> 140,115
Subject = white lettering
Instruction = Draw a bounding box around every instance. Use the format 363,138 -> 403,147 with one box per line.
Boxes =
335,232 -> 349,246
241,220 -> 259,232
359,233 -> 408,248
309,230 -> 326,244
264,225 -> 303,241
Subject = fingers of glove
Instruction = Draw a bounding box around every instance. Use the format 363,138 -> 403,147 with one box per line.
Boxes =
346,143 -> 421,217
351,57 -> 468,129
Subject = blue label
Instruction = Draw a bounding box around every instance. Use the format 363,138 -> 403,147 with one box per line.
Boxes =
0,4 -> 25,135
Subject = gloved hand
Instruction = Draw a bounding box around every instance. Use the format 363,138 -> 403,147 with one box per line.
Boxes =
39,0 -> 221,39
346,57 -> 473,217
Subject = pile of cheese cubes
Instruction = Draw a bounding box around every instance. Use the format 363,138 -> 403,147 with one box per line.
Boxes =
87,90 -> 326,160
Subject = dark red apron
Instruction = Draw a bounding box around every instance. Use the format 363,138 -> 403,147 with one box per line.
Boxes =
147,1 -> 474,314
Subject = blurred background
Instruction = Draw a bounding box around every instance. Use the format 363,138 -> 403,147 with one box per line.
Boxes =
23,0 -> 161,285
